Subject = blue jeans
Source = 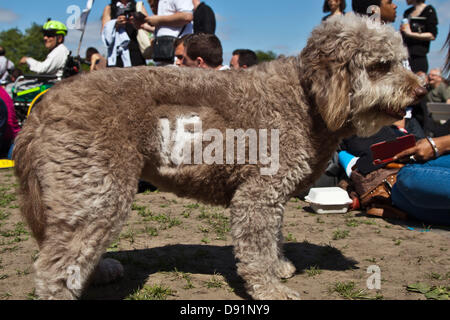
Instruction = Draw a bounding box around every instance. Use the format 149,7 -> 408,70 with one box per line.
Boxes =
392,154 -> 450,226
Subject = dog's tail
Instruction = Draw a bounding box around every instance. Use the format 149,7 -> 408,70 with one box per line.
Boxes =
13,125 -> 47,245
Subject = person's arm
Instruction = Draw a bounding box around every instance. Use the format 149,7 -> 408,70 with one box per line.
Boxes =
146,11 -> 193,27
401,24 -> 435,41
90,54 -> 99,71
394,135 -> 450,162
102,5 -> 112,31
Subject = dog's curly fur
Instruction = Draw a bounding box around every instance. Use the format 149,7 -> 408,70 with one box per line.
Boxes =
13,14 -> 425,299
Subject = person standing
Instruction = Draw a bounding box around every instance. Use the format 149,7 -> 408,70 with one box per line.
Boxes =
401,0 -> 438,73
192,0 -> 216,34
134,0 -> 194,64
102,0 -> 149,67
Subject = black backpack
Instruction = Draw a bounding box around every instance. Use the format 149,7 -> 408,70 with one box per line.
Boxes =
62,53 -> 81,78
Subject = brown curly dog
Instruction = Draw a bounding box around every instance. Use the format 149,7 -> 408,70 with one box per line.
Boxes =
13,14 -> 426,299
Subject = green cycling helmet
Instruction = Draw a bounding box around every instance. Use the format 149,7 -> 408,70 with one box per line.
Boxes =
43,20 -> 68,36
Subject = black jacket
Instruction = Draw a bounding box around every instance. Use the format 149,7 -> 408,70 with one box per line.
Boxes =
193,2 -> 216,34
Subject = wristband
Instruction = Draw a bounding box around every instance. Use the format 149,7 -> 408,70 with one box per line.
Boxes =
426,137 -> 439,158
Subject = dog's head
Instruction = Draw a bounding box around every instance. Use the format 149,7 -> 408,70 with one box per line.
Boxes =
300,13 -> 426,137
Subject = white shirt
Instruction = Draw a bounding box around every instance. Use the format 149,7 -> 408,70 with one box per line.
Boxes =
26,43 -> 70,77
0,56 -> 14,81
156,0 -> 194,38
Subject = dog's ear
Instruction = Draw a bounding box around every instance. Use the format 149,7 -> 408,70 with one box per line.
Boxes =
302,58 -> 352,132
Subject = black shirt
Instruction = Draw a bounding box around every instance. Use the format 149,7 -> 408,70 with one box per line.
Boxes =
402,5 -> 438,57
193,2 -> 216,34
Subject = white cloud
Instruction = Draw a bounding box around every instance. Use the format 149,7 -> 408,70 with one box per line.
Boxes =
0,8 -> 19,23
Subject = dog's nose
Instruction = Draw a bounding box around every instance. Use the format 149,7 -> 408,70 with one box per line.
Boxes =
414,86 -> 428,100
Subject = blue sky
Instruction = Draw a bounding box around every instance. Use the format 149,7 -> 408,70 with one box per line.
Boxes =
0,0 -> 449,69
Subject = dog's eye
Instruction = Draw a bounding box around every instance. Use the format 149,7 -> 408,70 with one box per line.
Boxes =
366,62 -> 391,78
366,62 -> 392,78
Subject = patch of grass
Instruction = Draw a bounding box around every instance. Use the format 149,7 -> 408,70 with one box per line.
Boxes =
120,229 -> 138,244
0,222 -> 29,238
107,240 -> 119,252
27,288 -> 39,300
407,283 -> 449,300
329,281 -> 372,300
0,188 -> 15,208
144,226 -> 159,237
126,284 -> 175,300
345,219 -> 360,228
0,211 -> 10,221
184,203 -> 200,209
198,208 -> 230,240
132,203 -> 152,217
285,233 -> 297,242
305,265 -> 322,277
170,269 -> 195,290
332,229 -> 349,240
205,274 -> 225,289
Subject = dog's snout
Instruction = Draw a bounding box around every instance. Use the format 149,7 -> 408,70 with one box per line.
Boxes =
413,86 -> 428,100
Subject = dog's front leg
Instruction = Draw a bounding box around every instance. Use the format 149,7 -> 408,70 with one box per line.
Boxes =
230,180 -> 300,300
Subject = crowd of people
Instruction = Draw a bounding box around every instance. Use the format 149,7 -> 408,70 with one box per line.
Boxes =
0,0 -> 449,225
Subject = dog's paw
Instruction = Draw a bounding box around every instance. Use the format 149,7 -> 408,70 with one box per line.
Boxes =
92,258 -> 124,285
274,259 -> 296,279
250,282 -> 301,300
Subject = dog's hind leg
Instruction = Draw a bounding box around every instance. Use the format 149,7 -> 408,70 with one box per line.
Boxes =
230,179 -> 300,300
32,148 -> 143,299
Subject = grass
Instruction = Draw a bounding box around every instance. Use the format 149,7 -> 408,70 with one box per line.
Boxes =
285,233 -> 297,242
0,210 -> 10,221
329,281 -> 373,300
0,222 -> 29,238
0,188 -> 15,208
305,265 -> 322,277
198,207 -> 230,241
126,284 -> 175,300
170,269 -> 195,290
406,283 -> 449,300
332,229 -> 350,240
131,203 -> 182,230
205,273 -> 225,289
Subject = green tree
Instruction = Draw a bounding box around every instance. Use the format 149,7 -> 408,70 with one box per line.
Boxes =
0,23 -> 47,72
255,50 -> 278,63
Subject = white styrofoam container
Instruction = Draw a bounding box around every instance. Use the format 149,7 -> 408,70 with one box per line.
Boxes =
304,187 -> 353,214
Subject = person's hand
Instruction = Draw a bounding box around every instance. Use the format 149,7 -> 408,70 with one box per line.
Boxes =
19,57 -> 28,65
130,12 -> 147,29
116,15 -> 128,28
393,138 -> 435,163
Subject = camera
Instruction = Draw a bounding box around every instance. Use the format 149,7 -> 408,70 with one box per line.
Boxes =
116,3 -> 134,19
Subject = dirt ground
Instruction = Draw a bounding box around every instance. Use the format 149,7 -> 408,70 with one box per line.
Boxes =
0,167 -> 448,300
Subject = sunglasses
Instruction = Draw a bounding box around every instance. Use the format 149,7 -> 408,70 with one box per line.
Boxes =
42,30 -> 58,37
